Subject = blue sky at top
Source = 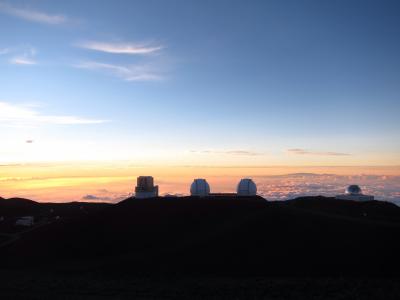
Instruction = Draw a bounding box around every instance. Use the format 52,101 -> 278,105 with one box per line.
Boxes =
0,0 -> 399,165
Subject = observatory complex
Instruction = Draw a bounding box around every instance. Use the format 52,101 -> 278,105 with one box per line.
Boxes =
133,177 -> 376,202
135,176 -> 159,199
335,185 -> 374,201
134,177 -> 259,198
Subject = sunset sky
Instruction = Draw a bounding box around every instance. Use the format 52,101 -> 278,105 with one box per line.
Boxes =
0,0 -> 399,202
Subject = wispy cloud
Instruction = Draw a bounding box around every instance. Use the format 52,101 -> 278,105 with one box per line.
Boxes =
0,102 -> 108,127
287,148 -> 351,156
0,2 -> 67,25
191,150 -> 264,156
7,46 -> 37,66
77,41 -> 163,55
76,61 -> 163,81
10,57 -> 36,65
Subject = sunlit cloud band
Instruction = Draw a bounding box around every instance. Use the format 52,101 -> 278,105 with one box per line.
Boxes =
77,41 -> 163,54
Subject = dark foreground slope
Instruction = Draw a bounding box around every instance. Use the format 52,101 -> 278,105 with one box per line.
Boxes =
0,197 -> 111,235
0,197 -> 41,217
0,197 -> 111,218
2,196 -> 400,277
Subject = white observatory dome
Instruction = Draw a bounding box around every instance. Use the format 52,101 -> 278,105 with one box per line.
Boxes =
190,179 -> 210,197
345,185 -> 362,195
237,178 -> 257,196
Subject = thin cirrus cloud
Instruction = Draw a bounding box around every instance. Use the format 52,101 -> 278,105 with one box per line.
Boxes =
191,150 -> 264,156
3,46 -> 38,66
77,41 -> 163,55
0,102 -> 108,127
76,61 -> 163,82
287,148 -> 351,156
9,57 -> 36,65
0,2 -> 68,25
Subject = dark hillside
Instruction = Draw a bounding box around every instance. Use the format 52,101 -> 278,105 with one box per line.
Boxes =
0,197 -> 41,217
286,196 -> 400,223
2,196 -> 400,277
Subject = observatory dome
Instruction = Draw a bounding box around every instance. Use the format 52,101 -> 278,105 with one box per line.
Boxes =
345,185 -> 362,195
190,179 -> 210,197
237,178 -> 257,196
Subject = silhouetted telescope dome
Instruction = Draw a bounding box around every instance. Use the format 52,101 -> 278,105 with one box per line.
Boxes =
237,178 -> 257,196
336,185 -> 373,201
190,179 -> 210,197
346,185 -> 362,195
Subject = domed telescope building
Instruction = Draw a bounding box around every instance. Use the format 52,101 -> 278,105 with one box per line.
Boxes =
190,179 -> 210,197
237,178 -> 257,196
135,176 -> 159,199
335,185 -> 374,201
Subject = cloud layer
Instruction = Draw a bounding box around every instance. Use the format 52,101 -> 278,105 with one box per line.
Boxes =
255,173 -> 400,203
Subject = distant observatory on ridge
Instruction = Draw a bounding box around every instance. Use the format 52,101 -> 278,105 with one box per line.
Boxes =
237,178 -> 257,196
190,179 -> 210,197
335,185 -> 374,201
135,176 -> 159,198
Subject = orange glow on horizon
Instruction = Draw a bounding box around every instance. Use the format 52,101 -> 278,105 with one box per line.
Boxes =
1,162 -> 399,202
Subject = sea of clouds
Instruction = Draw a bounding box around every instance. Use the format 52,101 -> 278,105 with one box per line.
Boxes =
254,173 -> 400,205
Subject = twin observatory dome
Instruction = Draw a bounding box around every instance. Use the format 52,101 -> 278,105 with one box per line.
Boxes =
134,176 -> 374,201
135,176 -> 257,199
189,178 -> 257,197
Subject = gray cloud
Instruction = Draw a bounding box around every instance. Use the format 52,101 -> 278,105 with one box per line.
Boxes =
191,150 -> 263,156
287,148 -> 351,156
82,194 -> 111,201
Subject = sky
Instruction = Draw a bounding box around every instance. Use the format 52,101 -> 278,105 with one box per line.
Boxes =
0,0 -> 399,202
